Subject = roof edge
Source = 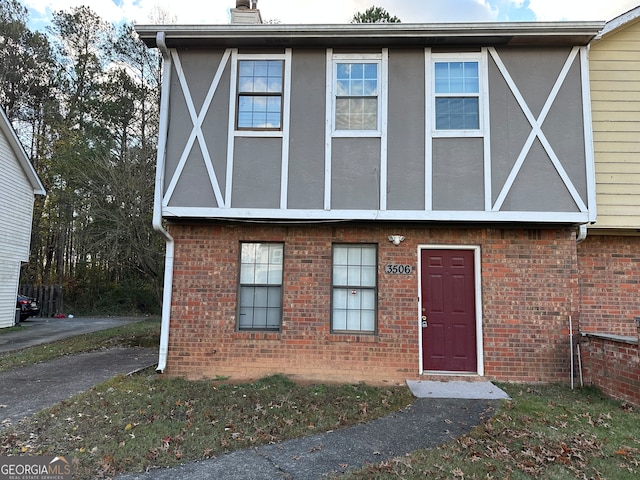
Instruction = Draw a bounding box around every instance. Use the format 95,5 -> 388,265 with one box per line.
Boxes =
596,5 -> 640,39
0,108 -> 46,195
134,21 -> 605,48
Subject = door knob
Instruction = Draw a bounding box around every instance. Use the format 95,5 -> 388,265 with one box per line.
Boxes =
421,316 -> 428,327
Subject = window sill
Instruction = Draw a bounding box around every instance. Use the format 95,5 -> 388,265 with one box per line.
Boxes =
328,333 -> 379,343
233,331 -> 281,341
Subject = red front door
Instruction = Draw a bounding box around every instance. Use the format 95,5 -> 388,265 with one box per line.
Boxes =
421,249 -> 477,372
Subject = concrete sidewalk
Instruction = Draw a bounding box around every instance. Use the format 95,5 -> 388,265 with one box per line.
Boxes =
116,397 -> 498,480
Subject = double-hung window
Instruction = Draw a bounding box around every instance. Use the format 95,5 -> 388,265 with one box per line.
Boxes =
332,244 -> 377,333
432,54 -> 483,133
238,242 -> 283,331
237,59 -> 284,130
331,52 -> 385,134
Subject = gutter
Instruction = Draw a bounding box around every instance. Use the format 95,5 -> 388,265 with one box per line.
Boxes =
153,31 -> 174,373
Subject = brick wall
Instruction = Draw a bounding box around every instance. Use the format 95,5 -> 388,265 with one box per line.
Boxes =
577,235 -> 640,336
165,222 -> 579,384
580,334 -> 640,406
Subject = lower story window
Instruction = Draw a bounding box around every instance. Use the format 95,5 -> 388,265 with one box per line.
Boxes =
332,244 -> 377,333
238,242 -> 283,331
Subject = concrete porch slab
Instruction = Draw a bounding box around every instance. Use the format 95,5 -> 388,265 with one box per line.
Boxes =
407,379 -> 511,400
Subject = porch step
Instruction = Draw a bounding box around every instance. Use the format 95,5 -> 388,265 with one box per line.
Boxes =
407,379 -> 510,400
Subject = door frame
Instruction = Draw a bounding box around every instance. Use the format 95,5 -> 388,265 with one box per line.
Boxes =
417,245 -> 484,376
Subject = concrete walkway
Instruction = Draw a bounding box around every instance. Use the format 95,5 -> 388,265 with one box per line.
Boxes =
116,397 -> 498,480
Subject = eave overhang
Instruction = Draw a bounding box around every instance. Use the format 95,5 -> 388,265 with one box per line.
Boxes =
134,21 -> 605,49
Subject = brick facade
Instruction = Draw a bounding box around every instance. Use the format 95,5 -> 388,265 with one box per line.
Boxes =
580,335 -> 640,406
577,235 -> 640,336
165,222 -> 580,384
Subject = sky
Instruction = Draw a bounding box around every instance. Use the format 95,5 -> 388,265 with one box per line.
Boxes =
21,0 -> 640,29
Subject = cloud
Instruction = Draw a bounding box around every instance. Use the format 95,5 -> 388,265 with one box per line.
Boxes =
526,0 -> 639,21
21,0 -> 640,27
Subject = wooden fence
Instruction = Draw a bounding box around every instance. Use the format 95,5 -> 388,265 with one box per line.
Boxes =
18,285 -> 63,318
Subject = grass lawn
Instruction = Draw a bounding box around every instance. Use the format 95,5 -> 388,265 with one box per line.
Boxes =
1,320 -> 639,479
341,383 -> 640,479
0,317 -> 161,372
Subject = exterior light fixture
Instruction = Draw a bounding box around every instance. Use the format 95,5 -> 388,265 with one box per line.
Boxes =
388,235 -> 405,246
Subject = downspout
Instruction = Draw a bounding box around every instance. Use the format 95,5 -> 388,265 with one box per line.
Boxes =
576,224 -> 587,245
154,32 -> 173,373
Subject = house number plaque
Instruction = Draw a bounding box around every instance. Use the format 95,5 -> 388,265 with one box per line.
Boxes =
385,264 -> 413,274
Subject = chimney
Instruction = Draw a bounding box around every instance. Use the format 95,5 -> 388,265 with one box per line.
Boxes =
231,0 -> 263,24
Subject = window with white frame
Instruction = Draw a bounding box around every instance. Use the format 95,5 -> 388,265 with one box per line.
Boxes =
332,244 -> 377,333
433,58 -> 481,131
332,54 -> 382,132
238,242 -> 283,331
237,59 -> 284,130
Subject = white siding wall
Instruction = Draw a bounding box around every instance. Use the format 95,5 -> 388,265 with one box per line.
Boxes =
590,20 -> 640,229
0,126 -> 36,327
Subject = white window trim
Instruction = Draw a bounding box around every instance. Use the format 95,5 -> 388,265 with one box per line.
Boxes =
328,51 -> 388,138
426,50 -> 488,138
227,49 -> 292,209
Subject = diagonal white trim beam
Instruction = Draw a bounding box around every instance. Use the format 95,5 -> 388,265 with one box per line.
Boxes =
163,49 -> 230,208
489,47 -> 587,213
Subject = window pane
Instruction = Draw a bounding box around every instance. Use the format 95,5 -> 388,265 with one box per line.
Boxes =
240,264 -> 255,284
361,310 -> 375,332
333,309 -> 347,330
364,63 -> 377,78
347,289 -> 361,309
333,265 -> 348,286
361,266 -> 376,287
266,308 -> 280,328
333,289 -> 347,308
346,310 -> 361,330
361,246 -> 376,266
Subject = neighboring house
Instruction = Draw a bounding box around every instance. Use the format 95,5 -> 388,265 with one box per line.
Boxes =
580,6 -> 640,337
0,107 -> 46,328
135,2 -> 604,384
578,6 -> 640,406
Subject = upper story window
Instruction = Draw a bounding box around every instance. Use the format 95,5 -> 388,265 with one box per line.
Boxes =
330,51 -> 386,136
237,60 -> 284,130
434,61 -> 479,130
336,62 -> 378,130
429,52 -> 485,136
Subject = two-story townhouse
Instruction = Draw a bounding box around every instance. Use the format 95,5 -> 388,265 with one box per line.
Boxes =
576,6 -> 640,406
135,4 -> 603,384
580,6 -> 640,337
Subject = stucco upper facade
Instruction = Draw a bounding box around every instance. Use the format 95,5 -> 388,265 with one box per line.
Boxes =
589,6 -> 640,230
136,21 -> 602,226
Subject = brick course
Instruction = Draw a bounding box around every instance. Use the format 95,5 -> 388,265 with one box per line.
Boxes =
580,335 -> 640,406
577,235 -> 640,336
164,222 -> 579,384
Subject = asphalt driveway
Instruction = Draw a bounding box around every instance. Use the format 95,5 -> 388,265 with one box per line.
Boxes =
0,316 -> 150,354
